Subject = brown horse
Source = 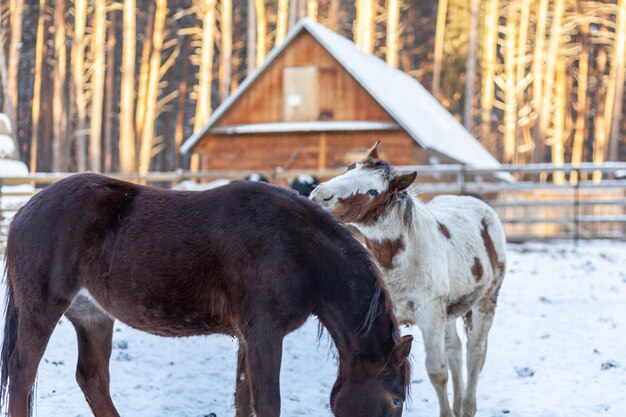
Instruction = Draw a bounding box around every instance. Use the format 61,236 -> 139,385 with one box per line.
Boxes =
1,173 -> 412,417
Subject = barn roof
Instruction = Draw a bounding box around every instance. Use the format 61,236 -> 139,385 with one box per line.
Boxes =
181,18 -> 501,169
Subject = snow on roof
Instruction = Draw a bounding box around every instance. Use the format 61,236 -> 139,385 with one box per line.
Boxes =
208,120 -> 400,135
181,18 -> 502,170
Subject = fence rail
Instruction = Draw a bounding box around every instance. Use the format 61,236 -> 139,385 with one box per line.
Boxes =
2,163 -> 625,242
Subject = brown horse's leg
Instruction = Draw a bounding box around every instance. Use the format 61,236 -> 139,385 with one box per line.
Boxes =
234,338 -> 253,417
65,295 -> 120,417
242,328 -> 283,417
8,303 -> 71,417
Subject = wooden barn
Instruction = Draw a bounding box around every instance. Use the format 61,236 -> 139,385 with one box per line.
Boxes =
181,18 -> 502,173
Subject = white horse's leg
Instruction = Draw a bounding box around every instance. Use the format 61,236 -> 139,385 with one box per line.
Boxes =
445,320 -> 464,417
419,305 -> 454,417
462,305 -> 495,417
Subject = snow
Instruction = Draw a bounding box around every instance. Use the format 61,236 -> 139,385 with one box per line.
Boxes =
0,135 -> 15,158
1,241 -> 625,416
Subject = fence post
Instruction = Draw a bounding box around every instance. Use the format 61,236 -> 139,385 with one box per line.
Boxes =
573,167 -> 581,246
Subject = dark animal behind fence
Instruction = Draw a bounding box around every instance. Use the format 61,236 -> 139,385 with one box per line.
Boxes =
1,173 -> 411,417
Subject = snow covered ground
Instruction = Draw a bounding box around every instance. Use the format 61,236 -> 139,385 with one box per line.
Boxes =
1,240 -> 625,417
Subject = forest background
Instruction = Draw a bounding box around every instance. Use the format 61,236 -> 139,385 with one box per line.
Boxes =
0,0 -> 624,176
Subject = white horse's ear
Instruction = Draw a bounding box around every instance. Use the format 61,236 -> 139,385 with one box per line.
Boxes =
364,140 -> 381,160
390,172 -> 417,192
395,334 -> 413,362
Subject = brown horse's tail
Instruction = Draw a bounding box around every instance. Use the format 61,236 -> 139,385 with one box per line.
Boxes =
1,264 -> 18,413
1,264 -> 33,416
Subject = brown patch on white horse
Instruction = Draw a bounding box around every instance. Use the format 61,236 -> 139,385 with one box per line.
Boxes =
471,257 -> 483,281
311,142 -> 507,417
363,236 -> 405,270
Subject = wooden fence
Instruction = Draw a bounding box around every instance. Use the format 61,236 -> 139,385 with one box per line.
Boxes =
1,163 -> 625,242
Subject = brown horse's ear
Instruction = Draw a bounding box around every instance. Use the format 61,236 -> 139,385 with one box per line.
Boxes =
390,172 -> 417,193
363,140 -> 381,161
396,335 -> 413,362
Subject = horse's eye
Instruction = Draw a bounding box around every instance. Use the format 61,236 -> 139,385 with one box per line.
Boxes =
391,398 -> 402,408
368,189 -> 378,197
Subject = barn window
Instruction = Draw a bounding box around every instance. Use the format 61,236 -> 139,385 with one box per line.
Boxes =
319,67 -> 337,120
283,66 -> 320,121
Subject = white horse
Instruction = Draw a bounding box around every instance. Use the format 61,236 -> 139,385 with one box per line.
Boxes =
310,142 -> 506,417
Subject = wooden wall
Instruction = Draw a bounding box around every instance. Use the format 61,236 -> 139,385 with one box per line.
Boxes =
196,131 -> 436,171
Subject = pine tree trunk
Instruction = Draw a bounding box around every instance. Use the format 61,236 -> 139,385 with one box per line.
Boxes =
463,0 -> 479,131
52,0 -> 67,172
432,0 -> 448,97
219,0 -> 233,101
536,0 -> 564,164
247,0 -> 256,74
276,0 -> 289,45
174,41 -> 190,170
138,0 -> 167,175
606,0 -> 626,161
136,3 -> 155,142
255,0 -> 266,66
103,10 -> 117,172
90,0 -> 107,172
361,0 -> 375,53
119,0 -> 136,173
571,25 -> 588,185
327,0 -> 340,31
386,0 -> 400,68
480,0 -> 499,149
532,0 -> 548,142
503,1 -> 518,164
593,47 -> 608,183
307,0 -> 318,20
72,0 -> 88,171
7,0 -> 24,134
29,0 -> 46,173
551,59 -> 566,184
193,0 -> 216,133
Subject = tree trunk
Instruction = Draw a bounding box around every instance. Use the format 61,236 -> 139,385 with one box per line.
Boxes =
255,0 -> 266,66
276,0 -> 289,45
136,2 -> 155,143
463,0 -> 479,131
119,0 -> 136,173
593,48 -> 608,183
7,0 -> 24,134
193,0 -> 216,133
480,0 -> 498,149
90,0 -> 107,172
503,1 -> 518,164
52,0 -> 67,172
174,40 -> 190,170
29,0 -> 46,173
247,0 -> 256,74
327,0 -> 340,31
219,0 -> 233,101
386,0 -> 400,68
307,0 -> 318,20
432,0 -> 448,97
361,0 -> 375,53
72,0 -> 88,171
138,0 -> 167,175
570,26 -> 588,185
536,0 -> 564,164
606,0 -> 626,161
103,9 -> 117,172
551,59 -> 566,184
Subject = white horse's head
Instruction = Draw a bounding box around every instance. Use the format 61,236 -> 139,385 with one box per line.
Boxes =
311,141 -> 416,225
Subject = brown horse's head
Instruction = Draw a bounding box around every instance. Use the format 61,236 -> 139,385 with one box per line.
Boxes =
310,141 -> 417,225
330,334 -> 412,417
